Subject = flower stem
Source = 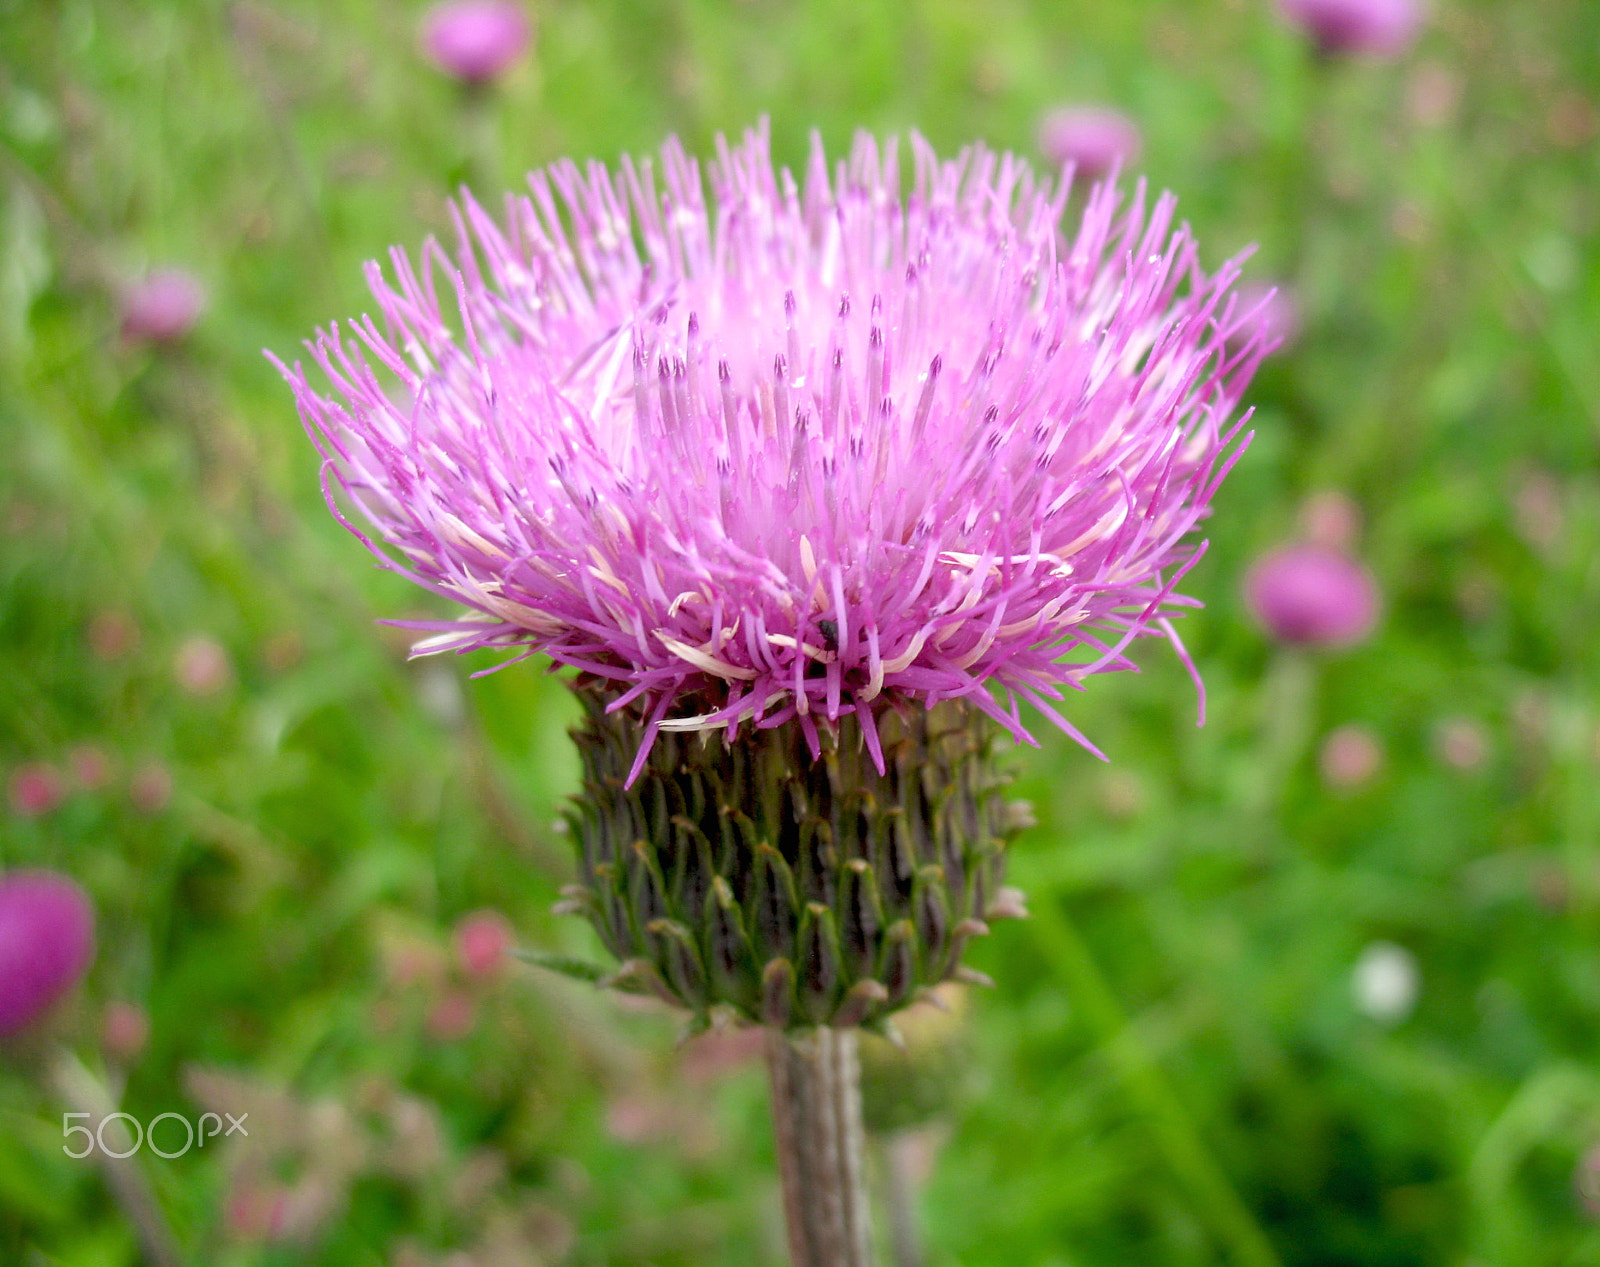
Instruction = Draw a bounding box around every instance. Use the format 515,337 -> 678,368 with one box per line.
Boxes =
50,1050 -> 186,1267
765,1026 -> 874,1266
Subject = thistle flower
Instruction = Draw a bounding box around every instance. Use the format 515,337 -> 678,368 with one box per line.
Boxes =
1278,0 -> 1425,59
0,870 -> 96,1039
420,0 -> 531,85
1232,281 -> 1300,353
1245,542 -> 1379,647
1036,106 -> 1143,181
8,762 -> 66,817
276,124 -> 1268,1029
120,268 -> 205,344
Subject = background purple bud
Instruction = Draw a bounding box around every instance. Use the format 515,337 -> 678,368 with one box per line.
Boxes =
120,269 -> 205,344
8,762 -> 65,817
1036,106 -> 1143,180
420,0 -> 531,84
0,870 -> 96,1039
1245,543 -> 1379,647
1319,723 -> 1383,789
1278,0 -> 1425,58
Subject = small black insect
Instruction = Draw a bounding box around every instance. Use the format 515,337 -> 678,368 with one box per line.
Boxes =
817,618 -> 839,652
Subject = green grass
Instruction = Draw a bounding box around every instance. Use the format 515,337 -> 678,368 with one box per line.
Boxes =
5,0 -> 1600,1262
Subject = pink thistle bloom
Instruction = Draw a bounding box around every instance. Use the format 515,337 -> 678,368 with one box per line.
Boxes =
1319,723 -> 1383,789
426,989 -> 477,1040
0,870 -> 96,1038
453,908 -> 515,979
1245,542 -> 1379,647
420,0 -> 531,84
1036,106 -> 1143,181
276,125 -> 1269,782
120,269 -> 206,344
102,999 -> 151,1062
1278,0 -> 1425,58
173,634 -> 233,696
69,745 -> 114,791
8,761 -> 66,817
128,760 -> 174,815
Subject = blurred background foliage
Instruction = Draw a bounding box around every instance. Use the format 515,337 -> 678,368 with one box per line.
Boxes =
4,0 -> 1600,1263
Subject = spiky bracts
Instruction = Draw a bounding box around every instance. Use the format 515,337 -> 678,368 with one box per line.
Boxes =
560,679 -> 1031,1032
275,123 -> 1271,780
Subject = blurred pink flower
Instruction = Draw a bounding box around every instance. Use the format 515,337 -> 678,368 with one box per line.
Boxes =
1036,106 -> 1142,179
0,870 -> 96,1038
1299,490 -> 1362,552
129,760 -> 174,814
1436,717 -> 1489,770
174,635 -> 232,696
225,1180 -> 291,1241
87,608 -> 140,660
1245,543 -> 1379,647
452,908 -> 514,980
381,935 -> 447,990
121,269 -> 206,344
1319,723 -> 1383,789
426,990 -> 477,1040
1512,469 -> 1563,554
9,762 -> 66,817
420,0 -> 530,83
68,745 -> 114,791
1405,60 -> 1461,128
1279,0 -> 1425,58
102,999 -> 151,1062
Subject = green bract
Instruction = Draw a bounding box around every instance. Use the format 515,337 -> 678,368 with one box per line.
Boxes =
559,679 -> 1032,1032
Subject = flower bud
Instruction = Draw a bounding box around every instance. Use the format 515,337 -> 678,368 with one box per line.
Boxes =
8,762 -> 65,817
121,269 -> 205,344
1245,543 -> 1379,648
420,0 -> 530,84
1279,0 -> 1425,59
102,1000 -> 150,1063
0,870 -> 96,1039
1036,106 -> 1142,179
565,685 -> 1022,1032
453,908 -> 514,980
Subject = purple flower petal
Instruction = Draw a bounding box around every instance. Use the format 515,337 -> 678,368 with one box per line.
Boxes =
276,125 -> 1272,771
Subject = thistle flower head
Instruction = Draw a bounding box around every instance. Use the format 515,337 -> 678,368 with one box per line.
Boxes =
1036,106 -> 1143,181
420,0 -> 531,84
121,268 -> 205,344
1279,0 -> 1425,58
1245,542 -> 1380,647
278,124 -> 1268,782
0,869 -> 96,1040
